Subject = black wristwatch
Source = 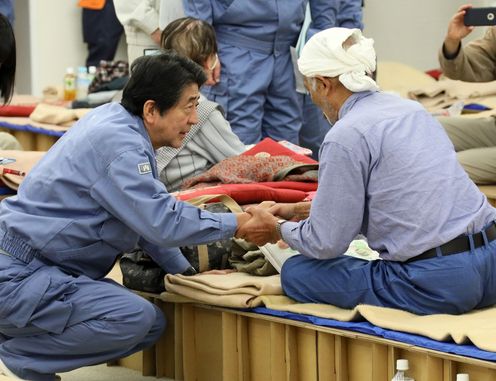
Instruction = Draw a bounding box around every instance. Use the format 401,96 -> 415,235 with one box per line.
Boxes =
181,266 -> 197,276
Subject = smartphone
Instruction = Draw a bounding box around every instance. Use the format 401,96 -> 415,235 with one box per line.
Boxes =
464,7 -> 496,26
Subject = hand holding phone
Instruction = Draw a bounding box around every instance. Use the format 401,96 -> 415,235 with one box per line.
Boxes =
464,7 -> 496,26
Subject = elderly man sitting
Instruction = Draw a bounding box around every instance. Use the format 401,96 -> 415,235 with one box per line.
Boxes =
239,27 -> 496,315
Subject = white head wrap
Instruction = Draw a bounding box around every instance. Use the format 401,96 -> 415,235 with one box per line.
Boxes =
298,27 -> 379,93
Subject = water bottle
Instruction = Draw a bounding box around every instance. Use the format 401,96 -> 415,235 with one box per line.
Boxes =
63,67 -> 76,101
76,66 -> 90,101
391,359 -> 415,381
87,66 -> 97,87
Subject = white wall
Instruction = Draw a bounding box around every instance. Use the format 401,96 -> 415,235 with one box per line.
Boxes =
363,0 -> 490,70
14,0 -> 126,96
11,0 -> 496,95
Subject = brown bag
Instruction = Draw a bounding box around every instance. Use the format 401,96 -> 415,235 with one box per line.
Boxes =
181,194 -> 243,272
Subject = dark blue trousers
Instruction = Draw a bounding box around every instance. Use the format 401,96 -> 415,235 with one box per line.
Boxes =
82,0 -> 123,67
282,239 -> 496,315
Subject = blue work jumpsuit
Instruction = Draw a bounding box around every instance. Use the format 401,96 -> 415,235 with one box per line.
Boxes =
298,0 -> 364,159
0,102 -> 237,381
183,0 -> 334,144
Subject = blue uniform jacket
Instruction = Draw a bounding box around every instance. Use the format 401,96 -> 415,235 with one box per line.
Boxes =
0,102 -> 238,280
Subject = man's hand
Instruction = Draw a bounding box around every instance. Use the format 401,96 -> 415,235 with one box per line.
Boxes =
151,28 -> 161,45
444,4 -> 475,55
268,201 -> 310,221
235,206 -> 279,246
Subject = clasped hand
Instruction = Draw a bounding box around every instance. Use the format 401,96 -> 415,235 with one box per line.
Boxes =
234,201 -> 309,246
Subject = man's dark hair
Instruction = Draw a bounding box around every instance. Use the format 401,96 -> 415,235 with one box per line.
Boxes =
121,51 -> 207,116
0,14 -> 16,105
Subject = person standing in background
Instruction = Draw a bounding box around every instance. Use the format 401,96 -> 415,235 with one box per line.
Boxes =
183,0 -> 334,145
158,0 -> 184,31
80,0 -> 124,67
298,0 -> 364,160
113,0 -> 161,65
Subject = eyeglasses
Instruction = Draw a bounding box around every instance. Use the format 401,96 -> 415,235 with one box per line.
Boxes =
208,54 -> 218,72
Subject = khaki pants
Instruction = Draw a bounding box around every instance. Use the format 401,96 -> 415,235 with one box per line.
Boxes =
438,116 -> 496,184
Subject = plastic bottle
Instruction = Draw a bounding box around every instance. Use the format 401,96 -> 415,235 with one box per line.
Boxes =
76,66 -> 90,101
456,374 -> 469,381
63,67 -> 76,101
87,66 -> 97,87
391,359 -> 415,381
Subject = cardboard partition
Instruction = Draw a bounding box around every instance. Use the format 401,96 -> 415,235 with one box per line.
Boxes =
146,301 -> 496,381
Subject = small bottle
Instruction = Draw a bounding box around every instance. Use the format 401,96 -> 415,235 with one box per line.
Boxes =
456,374 -> 469,381
87,65 -> 97,87
63,67 -> 76,101
392,359 -> 415,381
76,66 -> 89,101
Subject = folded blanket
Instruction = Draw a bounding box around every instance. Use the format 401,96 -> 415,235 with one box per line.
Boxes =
29,104 -> 91,127
181,155 -> 318,190
164,272 -> 496,353
163,272 -> 283,308
408,78 -> 496,114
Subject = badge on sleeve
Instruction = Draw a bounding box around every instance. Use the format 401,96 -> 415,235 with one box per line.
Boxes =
138,162 -> 152,175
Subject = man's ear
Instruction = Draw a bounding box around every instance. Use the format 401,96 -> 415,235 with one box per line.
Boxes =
315,76 -> 334,95
142,100 -> 157,123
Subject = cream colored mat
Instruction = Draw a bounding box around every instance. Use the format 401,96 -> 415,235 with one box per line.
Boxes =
164,273 -> 496,352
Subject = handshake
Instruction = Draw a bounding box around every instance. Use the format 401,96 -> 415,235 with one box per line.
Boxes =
233,201 -> 310,246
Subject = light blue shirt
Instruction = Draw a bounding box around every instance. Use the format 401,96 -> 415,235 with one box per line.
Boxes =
0,103 -> 238,279
282,91 -> 496,261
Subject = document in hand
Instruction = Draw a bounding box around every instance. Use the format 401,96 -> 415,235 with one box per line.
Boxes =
260,239 -> 380,274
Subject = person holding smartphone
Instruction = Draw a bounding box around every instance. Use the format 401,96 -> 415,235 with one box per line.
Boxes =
437,4 -> 496,184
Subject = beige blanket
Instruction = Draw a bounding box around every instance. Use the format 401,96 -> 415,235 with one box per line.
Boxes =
164,273 -> 496,353
408,77 -> 496,112
164,272 -> 282,308
29,103 -> 91,127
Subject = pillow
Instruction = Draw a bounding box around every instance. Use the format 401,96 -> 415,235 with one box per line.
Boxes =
174,183 -> 307,205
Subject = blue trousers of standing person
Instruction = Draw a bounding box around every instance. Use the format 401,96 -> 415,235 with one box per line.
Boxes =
281,236 -> 496,315
203,35 -> 302,145
0,255 -> 165,381
298,92 -> 331,161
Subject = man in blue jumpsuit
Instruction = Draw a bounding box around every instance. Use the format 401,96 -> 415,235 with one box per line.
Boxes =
183,0 -> 334,145
0,52 -> 257,380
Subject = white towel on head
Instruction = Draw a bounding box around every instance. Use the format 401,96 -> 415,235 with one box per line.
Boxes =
298,27 -> 379,92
